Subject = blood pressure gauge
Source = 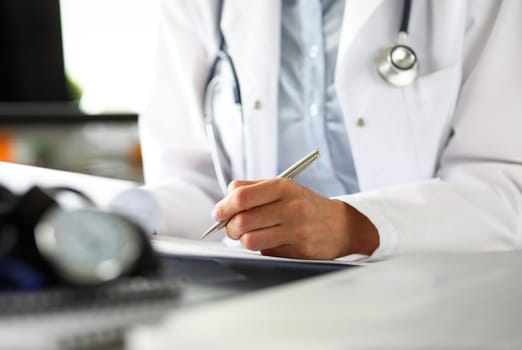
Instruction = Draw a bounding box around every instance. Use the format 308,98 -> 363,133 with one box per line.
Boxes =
2,185 -> 158,288
34,207 -> 145,285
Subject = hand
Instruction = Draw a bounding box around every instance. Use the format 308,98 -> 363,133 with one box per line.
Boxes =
212,178 -> 379,259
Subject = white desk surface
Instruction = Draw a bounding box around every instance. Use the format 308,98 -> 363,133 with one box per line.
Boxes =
128,250 -> 522,349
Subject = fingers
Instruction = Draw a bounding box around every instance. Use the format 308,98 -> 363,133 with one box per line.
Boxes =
259,245 -> 298,259
238,225 -> 292,252
215,178 -> 296,220
225,200 -> 285,239
259,244 -> 319,260
227,204 -> 320,257
241,227 -> 335,260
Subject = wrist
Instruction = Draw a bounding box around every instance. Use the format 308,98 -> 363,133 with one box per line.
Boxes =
333,200 -> 379,256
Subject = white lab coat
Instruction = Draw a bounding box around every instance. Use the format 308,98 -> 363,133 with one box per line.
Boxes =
139,0 -> 522,258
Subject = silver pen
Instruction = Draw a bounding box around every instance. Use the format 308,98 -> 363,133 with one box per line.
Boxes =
200,149 -> 320,240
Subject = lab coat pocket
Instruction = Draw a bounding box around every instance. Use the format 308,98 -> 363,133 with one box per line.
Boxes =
402,63 -> 462,178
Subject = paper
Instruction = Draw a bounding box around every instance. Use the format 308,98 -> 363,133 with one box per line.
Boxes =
0,162 -> 136,208
152,235 -> 368,265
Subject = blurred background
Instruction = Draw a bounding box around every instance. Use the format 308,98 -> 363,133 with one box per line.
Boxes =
0,0 -> 160,182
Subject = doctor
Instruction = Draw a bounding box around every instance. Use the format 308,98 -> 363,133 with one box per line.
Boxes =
138,0 -> 522,260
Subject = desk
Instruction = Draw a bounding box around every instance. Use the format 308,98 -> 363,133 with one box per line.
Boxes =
0,255 -> 346,349
128,251 -> 522,349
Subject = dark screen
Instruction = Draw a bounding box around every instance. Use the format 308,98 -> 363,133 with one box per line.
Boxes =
0,0 -> 70,102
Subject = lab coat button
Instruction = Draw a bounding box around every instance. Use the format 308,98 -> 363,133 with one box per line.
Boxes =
356,117 -> 365,127
309,45 -> 319,58
253,100 -> 262,110
309,104 -> 319,116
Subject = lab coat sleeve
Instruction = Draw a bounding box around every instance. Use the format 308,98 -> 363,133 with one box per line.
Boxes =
138,0 -> 225,240
337,0 -> 522,259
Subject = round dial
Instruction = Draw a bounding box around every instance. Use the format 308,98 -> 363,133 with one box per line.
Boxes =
34,208 -> 142,285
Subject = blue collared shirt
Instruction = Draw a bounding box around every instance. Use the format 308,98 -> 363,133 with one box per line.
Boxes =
277,0 -> 359,197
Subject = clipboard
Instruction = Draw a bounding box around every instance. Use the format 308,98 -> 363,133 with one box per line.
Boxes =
152,236 -> 368,271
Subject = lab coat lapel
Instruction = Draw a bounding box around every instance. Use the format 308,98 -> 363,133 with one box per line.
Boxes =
337,0 -> 384,66
221,1 -> 281,179
336,0 -> 394,190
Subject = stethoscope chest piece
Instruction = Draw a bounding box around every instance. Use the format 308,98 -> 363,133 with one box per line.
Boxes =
376,0 -> 418,88
376,36 -> 419,87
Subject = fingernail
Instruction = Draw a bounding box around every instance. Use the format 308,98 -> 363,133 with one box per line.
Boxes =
211,208 -> 218,221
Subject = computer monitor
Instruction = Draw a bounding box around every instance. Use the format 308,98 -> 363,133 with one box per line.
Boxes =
0,0 -> 71,102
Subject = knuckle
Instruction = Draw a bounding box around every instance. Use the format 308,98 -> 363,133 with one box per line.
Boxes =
297,244 -> 316,259
234,213 -> 250,233
240,233 -> 258,251
227,180 -> 241,193
225,226 -> 239,240
267,178 -> 286,192
232,187 -> 249,207
288,199 -> 307,216
276,177 -> 292,189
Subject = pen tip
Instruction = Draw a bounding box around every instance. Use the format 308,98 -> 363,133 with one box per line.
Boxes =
200,230 -> 212,240
200,221 -> 224,240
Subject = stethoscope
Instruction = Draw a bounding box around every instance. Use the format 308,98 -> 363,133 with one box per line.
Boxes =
375,0 -> 418,86
204,0 -> 418,195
